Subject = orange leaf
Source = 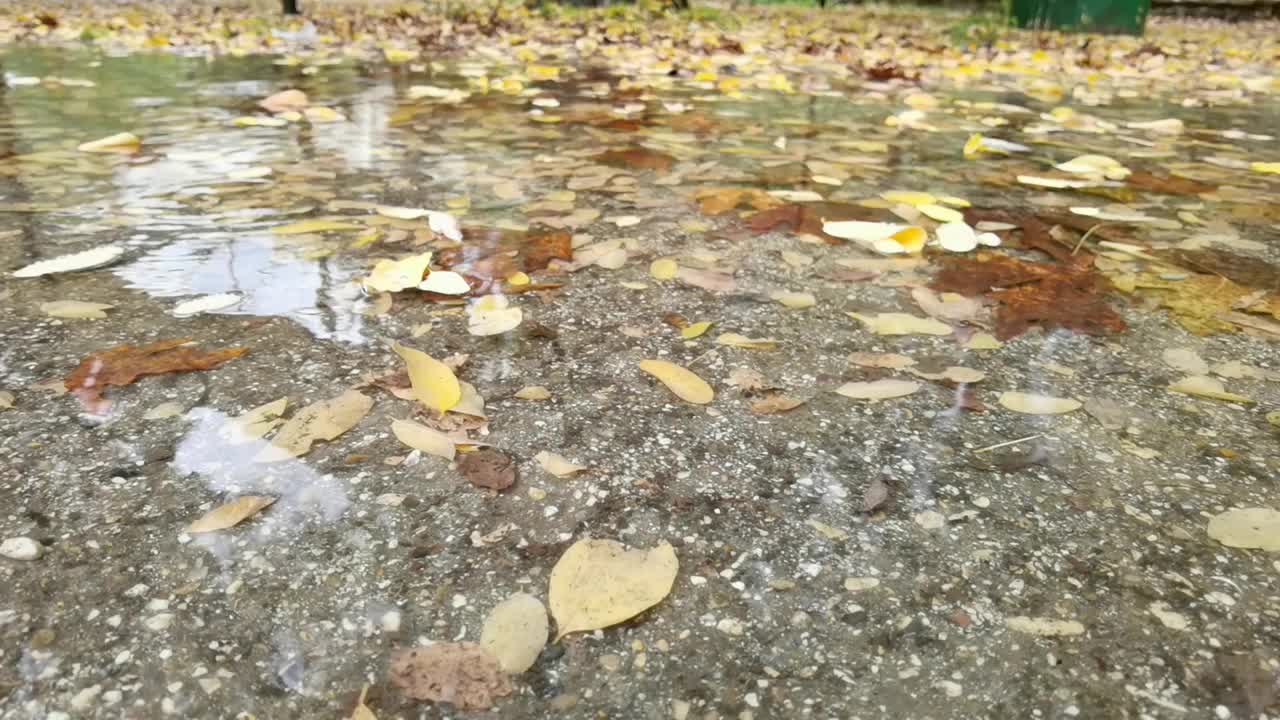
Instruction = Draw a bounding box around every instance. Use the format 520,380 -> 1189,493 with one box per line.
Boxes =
594,147 -> 675,172
64,338 -> 247,405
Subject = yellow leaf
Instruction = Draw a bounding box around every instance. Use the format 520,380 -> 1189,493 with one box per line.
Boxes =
848,312 -> 951,336
548,539 -> 678,641
997,392 -> 1081,415
219,397 -> 288,445
77,132 -> 140,152
187,496 -> 276,533
880,190 -> 936,207
254,390 -> 373,462
650,258 -> 678,280
716,333 -> 778,350
1207,508 -> 1280,551
391,419 -> 456,460
770,291 -> 816,309
1251,162 -> 1280,175
480,593 -> 549,673
514,385 -> 552,400
835,379 -> 921,401
506,272 -> 530,286
40,300 -> 113,319
363,251 -> 434,293
232,116 -> 287,127
375,205 -> 428,220
419,270 -> 471,295
917,204 -> 964,224
303,106 -> 344,123
271,219 -> 362,235
392,342 -> 461,413
1168,376 -> 1252,404
638,359 -> 714,404
351,686 -> 377,720
680,321 -> 712,339
384,47 -> 418,63
468,303 -> 524,336
526,64 -> 561,81
535,450 -> 590,477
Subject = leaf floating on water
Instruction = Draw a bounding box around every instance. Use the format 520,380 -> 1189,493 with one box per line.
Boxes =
173,293 -> 241,317
77,132 -> 140,153
391,419 -> 456,460
259,89 -> 308,113
535,451 -> 589,478
40,300 -> 113,319
13,245 -> 124,278
1168,376 -> 1252,403
458,448 -> 517,491
392,342 -> 461,413
419,270 -> 472,295
388,643 -> 512,711
364,251 -> 434,293
65,338 -> 247,404
480,593 -> 549,674
638,359 -> 714,404
219,397 -> 288,445
997,392 -> 1081,415
271,219 -> 362,235
254,390 -> 372,463
186,495 -> 275,534
848,312 -> 951,336
548,538 -> 678,641
835,379 -> 921,401
1206,508 -> 1280,551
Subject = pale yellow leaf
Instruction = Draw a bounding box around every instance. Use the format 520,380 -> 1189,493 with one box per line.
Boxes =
468,306 -> 523,336
680,321 -> 712,339
535,451 -> 590,477
40,300 -> 113,319
1168,376 -> 1252,403
254,390 -> 373,462
918,204 -> 964,223
391,419 -> 456,459
638,359 -> 714,404
0,390 -> 13,409
272,219 -> 362,235
998,392 -> 1081,415
1207,508 -> 1280,551
480,593 -> 549,673
143,401 -> 184,420
351,686 -> 377,720
849,352 -> 915,369
770,291 -> 816,309
419,270 -> 471,295
392,342 -> 461,413
514,385 -> 552,401
650,258 -> 678,280
835,379 -> 921,401
493,182 -> 523,200
716,333 -> 778,350
77,132 -> 140,152
454,381 -> 486,418
848,312 -> 951,336
363,251 -> 434,293
549,539 -> 678,641
220,397 -> 288,445
187,496 -> 276,533
375,205 -> 428,220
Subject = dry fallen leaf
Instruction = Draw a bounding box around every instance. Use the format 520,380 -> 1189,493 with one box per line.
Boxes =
998,392 -> 1081,415
458,449 -> 517,491
1206,508 -> 1280,551
835,379 -> 922,401
391,419 -> 456,460
638,359 -> 714,404
389,643 -> 512,711
534,451 -> 589,478
392,342 -> 461,413
716,333 -> 778,350
64,338 -> 247,405
254,390 -> 373,463
726,367 -> 771,392
479,593 -> 549,673
186,496 -> 275,534
549,538 -> 678,641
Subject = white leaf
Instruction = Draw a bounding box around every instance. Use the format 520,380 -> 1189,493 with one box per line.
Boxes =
535,451 -> 589,477
419,271 -> 471,295
427,211 -> 462,241
13,246 -> 124,278
998,392 -> 1081,415
936,222 -> 978,253
173,293 -> 242,317
835,379 -> 921,401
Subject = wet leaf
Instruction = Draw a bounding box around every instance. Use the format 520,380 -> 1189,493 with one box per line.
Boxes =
1206,508 -> 1280,551
535,451 -> 589,478
638,359 -> 714,404
862,475 -> 891,513
770,290 -> 815,309
388,643 -> 512,710
1006,616 -> 1085,637
1162,348 -> 1209,376
649,258 -> 678,280
716,333 -> 777,350
548,538 -> 678,641
849,352 -> 915,369
259,89 -> 308,113
220,397 -> 288,445
255,390 -> 373,462
77,132 -> 140,152
749,393 -> 806,414
350,686 -> 376,720
1168,376 -> 1252,404
271,219 -> 362,235
363,252 -> 435,293
458,449 -> 517,491
40,300 -> 113,319
595,147 -> 675,172
392,342 -> 461,413
835,379 -> 921,401
675,267 -> 736,293
391,419 -> 456,460
910,288 -> 984,324
0,390 -> 13,410
173,293 -> 241,317
998,392 -> 1081,415
419,271 -> 472,295
480,593 -> 549,674
848,312 -> 951,336
726,367 -> 772,392
680,321 -> 712,339
65,338 -> 247,404
514,386 -> 551,401
1125,171 -> 1214,196
13,245 -> 124,278
143,401 -> 184,420
468,299 -> 524,336
523,230 -> 572,272
186,495 -> 275,533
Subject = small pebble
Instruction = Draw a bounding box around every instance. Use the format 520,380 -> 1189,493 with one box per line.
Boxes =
717,618 -> 746,636
0,536 -> 43,560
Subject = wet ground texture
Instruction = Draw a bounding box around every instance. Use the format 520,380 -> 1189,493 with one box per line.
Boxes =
1,4 -> 1279,719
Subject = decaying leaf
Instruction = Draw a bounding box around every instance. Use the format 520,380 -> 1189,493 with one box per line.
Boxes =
1207,508 -> 1280,551
849,352 -> 915,369
836,379 -> 921,401
392,342 -> 461,413
998,391 -> 1081,415
726,367 -> 771,392
480,593 -> 549,673
458,449 -> 517,491
595,147 -> 675,172
186,495 -> 275,533
40,300 -> 113,319
173,293 -> 241,317
1128,273 -> 1273,336
750,393 -> 806,414
638,359 -> 714,404
350,686 -> 376,720
219,397 -> 289,445
910,288 -> 984,324
64,338 -> 247,404
254,390 -> 372,462
392,419 -> 456,460
1168,376 -> 1252,403
675,267 -> 736,293
848,312 -> 951,336
13,245 -> 124,278
535,451 -> 589,478
1162,348 -> 1209,376
388,643 -> 512,710
548,538 -> 678,641
143,401 -> 184,420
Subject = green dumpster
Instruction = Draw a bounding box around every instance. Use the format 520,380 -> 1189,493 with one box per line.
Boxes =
1010,0 -> 1150,34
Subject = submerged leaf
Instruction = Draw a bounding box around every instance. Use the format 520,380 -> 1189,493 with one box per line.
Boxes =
40,300 -> 113,319
65,339 -> 247,404
638,359 -> 714,404
1206,508 -> 1280,551
389,643 -> 512,711
254,390 -> 373,462
998,392 -> 1081,415
392,342 -> 461,413
835,379 -> 921,401
848,312 -> 951,336
187,496 -> 275,534
458,448 -> 517,491
363,252 -> 435,293
549,539 -> 678,640
480,593 -> 549,673
391,419 -> 456,460
77,132 -> 140,152
1168,376 -> 1252,403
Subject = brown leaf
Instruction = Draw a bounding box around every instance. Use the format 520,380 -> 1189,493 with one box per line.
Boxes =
1125,171 -> 1215,196
65,338 -> 247,406
594,147 -> 675,172
458,449 -> 517,491
931,253 -> 1126,340
864,61 -> 919,82
1154,248 -> 1280,292
259,89 -> 308,113
187,496 -> 275,533
524,230 -> 573,272
749,393 -> 806,415
388,643 -> 512,711
693,187 -> 780,216
749,202 -> 883,243
963,208 -> 1078,263
862,475 -> 891,513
